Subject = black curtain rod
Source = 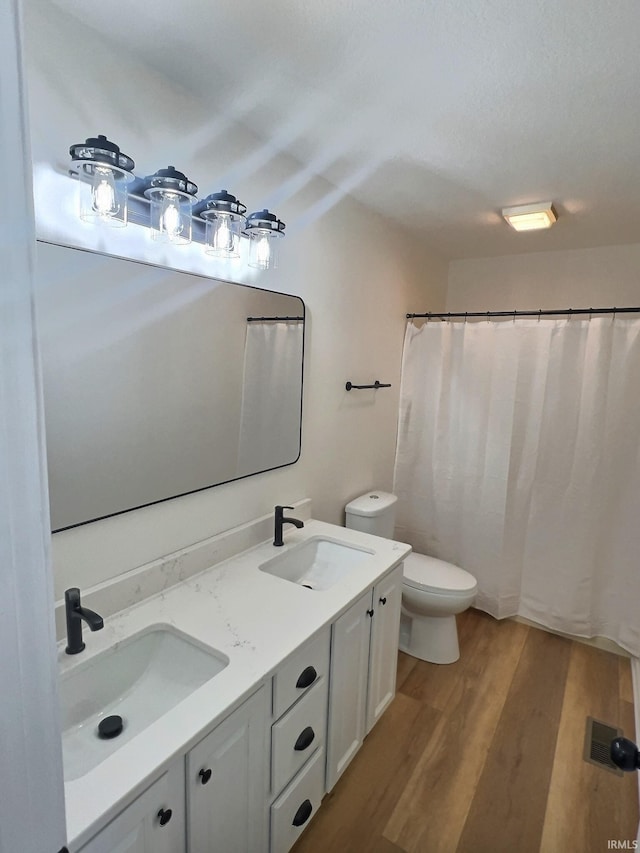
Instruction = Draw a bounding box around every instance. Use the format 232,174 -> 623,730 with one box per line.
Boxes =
246,315 -> 304,322
406,306 -> 640,320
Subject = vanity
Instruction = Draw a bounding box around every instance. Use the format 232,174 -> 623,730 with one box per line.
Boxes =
58,512 -> 410,852
37,243 -> 408,851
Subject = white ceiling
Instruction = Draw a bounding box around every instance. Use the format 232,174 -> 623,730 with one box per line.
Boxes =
42,0 -> 640,260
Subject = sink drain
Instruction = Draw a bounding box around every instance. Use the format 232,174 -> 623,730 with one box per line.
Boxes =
98,714 -> 124,739
301,583 -> 314,590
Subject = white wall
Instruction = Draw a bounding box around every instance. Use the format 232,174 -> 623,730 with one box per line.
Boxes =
0,1 -> 66,848
24,3 -> 447,596
448,243 -> 640,312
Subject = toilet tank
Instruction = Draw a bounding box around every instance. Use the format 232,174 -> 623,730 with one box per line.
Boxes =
344,491 -> 398,539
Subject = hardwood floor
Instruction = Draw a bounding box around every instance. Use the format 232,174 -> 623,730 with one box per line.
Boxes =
294,609 -> 638,853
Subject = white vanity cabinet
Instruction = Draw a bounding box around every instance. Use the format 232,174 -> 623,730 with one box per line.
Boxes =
76,761 -> 185,853
186,686 -> 269,853
64,522 -> 409,853
326,562 -> 403,791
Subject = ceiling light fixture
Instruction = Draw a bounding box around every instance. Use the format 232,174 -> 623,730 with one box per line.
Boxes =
68,135 -> 286,269
502,202 -> 557,232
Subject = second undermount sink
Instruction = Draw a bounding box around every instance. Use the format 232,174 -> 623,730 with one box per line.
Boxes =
259,536 -> 374,591
59,625 -> 228,781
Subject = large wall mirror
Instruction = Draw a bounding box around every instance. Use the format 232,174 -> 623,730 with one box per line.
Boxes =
35,242 -> 305,532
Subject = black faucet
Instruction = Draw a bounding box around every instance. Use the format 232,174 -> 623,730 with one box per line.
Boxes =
65,587 -> 104,654
273,505 -> 304,546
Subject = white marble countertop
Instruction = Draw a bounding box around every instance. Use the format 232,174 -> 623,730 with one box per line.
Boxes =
61,519 -> 410,849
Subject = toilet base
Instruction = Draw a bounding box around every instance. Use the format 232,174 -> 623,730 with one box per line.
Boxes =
399,612 -> 460,664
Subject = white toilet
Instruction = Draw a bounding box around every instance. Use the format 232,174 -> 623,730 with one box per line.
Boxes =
345,491 -> 477,664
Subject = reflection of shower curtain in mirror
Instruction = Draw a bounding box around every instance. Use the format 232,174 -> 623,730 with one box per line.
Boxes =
237,322 -> 303,476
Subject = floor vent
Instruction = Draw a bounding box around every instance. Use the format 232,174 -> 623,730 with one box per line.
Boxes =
584,716 -> 623,775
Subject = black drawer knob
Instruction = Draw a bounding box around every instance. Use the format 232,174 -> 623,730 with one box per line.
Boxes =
367,608 -> 374,617
379,596 -> 387,605
296,665 -> 317,689
157,808 -> 172,826
292,798 -> 313,827
294,726 -> 315,752
199,768 -> 212,785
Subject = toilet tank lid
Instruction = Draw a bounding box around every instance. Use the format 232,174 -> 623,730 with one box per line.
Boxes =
345,491 -> 397,517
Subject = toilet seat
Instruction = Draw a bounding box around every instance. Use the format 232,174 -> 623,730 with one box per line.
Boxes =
403,552 -> 477,596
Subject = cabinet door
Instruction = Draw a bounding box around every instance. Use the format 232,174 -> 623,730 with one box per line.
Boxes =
77,761 -> 185,853
186,686 -> 268,853
366,563 -> 403,734
325,590 -> 372,792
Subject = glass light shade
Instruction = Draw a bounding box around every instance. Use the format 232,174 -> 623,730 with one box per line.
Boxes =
149,191 -> 193,244
205,213 -> 241,258
244,209 -> 285,270
77,163 -> 129,227
248,231 -> 280,270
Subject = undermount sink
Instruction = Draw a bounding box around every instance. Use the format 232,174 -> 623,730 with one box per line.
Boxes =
259,536 -> 373,591
59,625 -> 228,781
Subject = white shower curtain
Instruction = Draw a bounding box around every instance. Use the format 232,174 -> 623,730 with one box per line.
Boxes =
393,317 -> 640,656
237,321 -> 303,476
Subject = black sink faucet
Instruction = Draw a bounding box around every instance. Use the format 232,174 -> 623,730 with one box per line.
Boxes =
64,587 -> 104,655
273,505 -> 304,547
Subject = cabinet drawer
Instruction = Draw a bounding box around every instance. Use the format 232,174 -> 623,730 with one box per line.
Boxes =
273,626 -> 330,719
270,747 -> 325,853
272,676 -> 328,796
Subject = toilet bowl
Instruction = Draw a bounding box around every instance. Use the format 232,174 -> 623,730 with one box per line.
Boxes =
344,491 -> 477,665
399,552 -> 477,664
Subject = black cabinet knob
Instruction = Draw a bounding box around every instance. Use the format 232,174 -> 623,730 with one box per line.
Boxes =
296,665 -> 317,689
199,768 -> 212,785
379,596 -> 387,605
294,726 -> 316,751
157,808 -> 172,826
367,609 -> 374,618
292,798 -> 313,827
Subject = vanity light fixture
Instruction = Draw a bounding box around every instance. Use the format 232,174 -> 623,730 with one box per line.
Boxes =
68,136 -> 286,268
141,166 -> 198,245
69,134 -> 135,227
244,209 -> 286,270
502,202 -> 557,232
194,190 -> 246,259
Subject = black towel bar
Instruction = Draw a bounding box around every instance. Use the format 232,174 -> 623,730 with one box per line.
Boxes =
345,380 -> 391,391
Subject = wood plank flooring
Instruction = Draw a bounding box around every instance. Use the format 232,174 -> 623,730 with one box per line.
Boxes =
294,609 -> 638,853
